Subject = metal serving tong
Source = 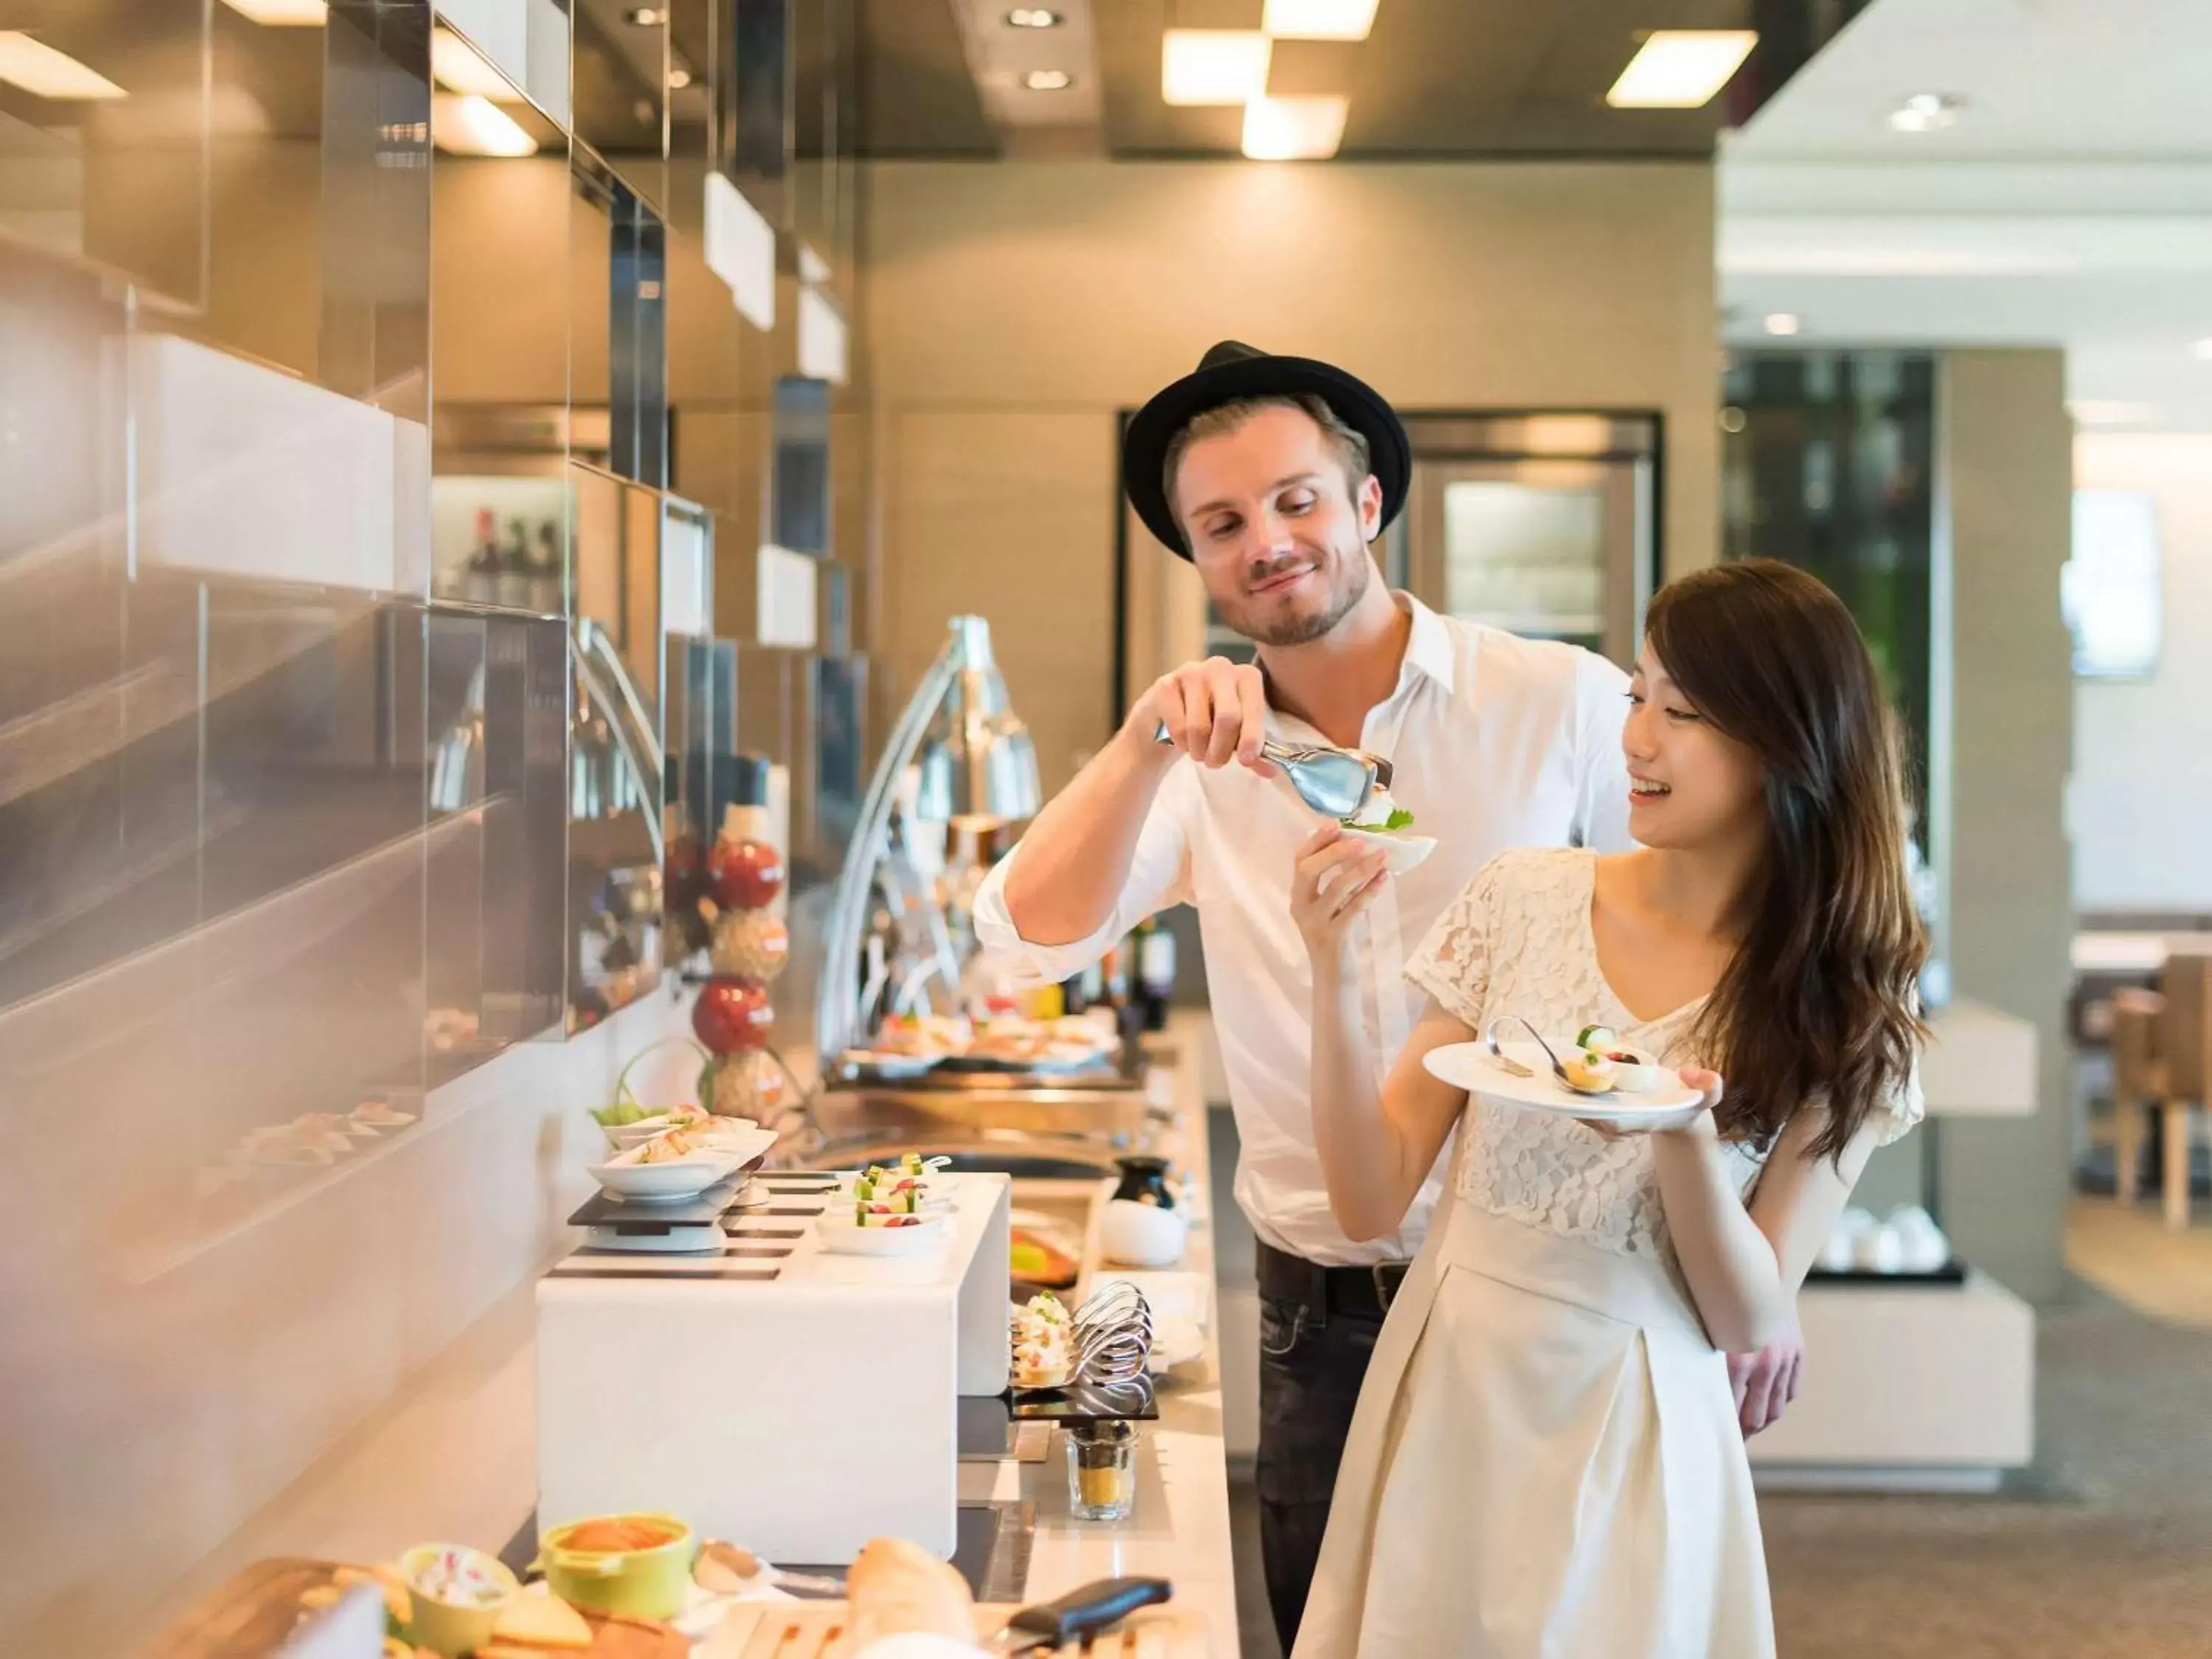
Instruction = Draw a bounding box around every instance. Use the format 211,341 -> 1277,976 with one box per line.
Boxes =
1152,720 -> 1392,820
1070,1281 -> 1155,1385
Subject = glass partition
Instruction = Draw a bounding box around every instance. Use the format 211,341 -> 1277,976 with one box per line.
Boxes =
1721,349 -> 1938,857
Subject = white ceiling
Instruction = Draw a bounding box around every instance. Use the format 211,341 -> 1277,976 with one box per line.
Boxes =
1718,0 -> 2212,429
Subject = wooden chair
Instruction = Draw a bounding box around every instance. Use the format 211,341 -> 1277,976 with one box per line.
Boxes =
2159,951 -> 2212,1229
2110,988 -> 2166,1206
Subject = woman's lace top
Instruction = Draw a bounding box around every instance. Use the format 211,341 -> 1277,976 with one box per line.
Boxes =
1404,847 -> 1923,1265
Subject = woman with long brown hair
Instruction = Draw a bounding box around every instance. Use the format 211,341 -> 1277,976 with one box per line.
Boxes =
1285,560 -> 1928,1658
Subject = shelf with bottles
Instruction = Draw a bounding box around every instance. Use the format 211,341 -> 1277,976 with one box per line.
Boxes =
428,475 -> 569,616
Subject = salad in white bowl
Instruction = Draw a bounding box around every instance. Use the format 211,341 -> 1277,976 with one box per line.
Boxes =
1337,787 -> 1438,874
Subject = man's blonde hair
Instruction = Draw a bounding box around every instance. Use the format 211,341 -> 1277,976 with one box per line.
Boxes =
1161,394 -> 1372,543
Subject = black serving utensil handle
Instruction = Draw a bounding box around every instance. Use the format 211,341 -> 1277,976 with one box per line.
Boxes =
1005,1576 -> 1172,1644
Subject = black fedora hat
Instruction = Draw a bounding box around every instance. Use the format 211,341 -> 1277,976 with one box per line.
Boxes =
1122,341 -> 1411,559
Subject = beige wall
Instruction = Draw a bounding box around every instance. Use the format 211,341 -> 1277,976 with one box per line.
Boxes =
1938,349 -> 2076,1300
859,159 -> 1720,791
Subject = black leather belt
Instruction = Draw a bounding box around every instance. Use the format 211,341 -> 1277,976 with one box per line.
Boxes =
1256,1237 -> 1408,1321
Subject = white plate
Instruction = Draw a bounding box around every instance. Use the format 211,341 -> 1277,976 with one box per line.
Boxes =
587,1158 -> 739,1202
1423,1040 -> 1708,1129
814,1214 -> 950,1257
841,1051 -> 943,1079
1340,826 -> 1438,874
1147,1316 -> 1206,1376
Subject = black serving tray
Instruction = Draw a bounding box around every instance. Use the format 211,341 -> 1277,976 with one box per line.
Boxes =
1004,1374 -> 1160,1424
1805,1257 -> 1968,1287
566,1178 -> 748,1230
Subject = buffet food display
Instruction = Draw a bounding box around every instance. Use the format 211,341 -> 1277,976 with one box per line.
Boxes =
843,1012 -> 1121,1078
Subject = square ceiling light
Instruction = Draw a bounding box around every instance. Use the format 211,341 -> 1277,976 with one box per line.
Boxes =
220,0 -> 329,22
1606,29 -> 1756,108
1162,29 -> 1271,106
1262,0 -> 1380,41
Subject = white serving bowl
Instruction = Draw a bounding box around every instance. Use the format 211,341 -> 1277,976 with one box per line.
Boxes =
814,1213 -> 950,1257
601,1113 -> 681,1152
1340,826 -> 1439,875
588,1143 -> 742,1202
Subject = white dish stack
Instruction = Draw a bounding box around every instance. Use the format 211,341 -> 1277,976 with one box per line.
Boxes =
1819,1204 -> 1952,1276
536,1172 -> 1013,1562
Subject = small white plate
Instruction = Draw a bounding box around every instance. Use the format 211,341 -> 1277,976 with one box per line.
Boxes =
815,1214 -> 950,1257
1423,1040 -> 1709,1129
1147,1317 -> 1206,1376
589,1138 -> 747,1201
587,1161 -> 737,1203
841,1051 -> 943,1079
1340,827 -> 1438,874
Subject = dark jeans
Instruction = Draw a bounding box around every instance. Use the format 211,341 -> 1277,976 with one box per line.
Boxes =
1255,1290 -> 1386,1653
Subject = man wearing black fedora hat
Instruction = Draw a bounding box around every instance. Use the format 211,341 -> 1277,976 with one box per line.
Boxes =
973,342 -> 1804,1649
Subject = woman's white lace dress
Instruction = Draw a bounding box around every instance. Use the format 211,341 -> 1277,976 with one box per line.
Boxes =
1292,848 -> 1922,1659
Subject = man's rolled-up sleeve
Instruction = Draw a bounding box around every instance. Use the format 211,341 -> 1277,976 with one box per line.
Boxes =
970,793 -> 1193,989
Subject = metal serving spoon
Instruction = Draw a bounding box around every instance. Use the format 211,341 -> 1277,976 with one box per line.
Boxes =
1152,721 -> 1392,820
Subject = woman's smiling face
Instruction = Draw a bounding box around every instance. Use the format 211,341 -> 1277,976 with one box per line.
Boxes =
1621,645 -> 1765,850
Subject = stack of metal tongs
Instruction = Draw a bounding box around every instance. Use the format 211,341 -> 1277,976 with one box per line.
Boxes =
1070,1281 -> 1154,1385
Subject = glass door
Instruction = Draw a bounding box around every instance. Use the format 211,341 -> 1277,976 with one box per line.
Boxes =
1401,415 -> 1656,669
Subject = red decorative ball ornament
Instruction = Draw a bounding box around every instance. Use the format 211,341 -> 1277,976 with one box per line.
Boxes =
692,977 -> 774,1054
708,838 -> 785,911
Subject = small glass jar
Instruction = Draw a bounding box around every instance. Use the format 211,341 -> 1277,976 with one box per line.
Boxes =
1064,1419 -> 1137,1522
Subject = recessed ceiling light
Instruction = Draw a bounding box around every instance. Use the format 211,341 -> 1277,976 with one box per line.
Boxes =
0,32 -> 127,99
1889,91 -> 1965,133
667,63 -> 693,89
1006,7 -> 1062,27
220,0 -> 329,23
431,92 -> 537,156
1162,29 -> 1271,107
1022,68 -> 1073,91
625,7 -> 665,24
1262,0 -> 1380,41
1606,29 -> 1757,108
1242,95 -> 1349,161
2188,338 -> 2212,361
431,27 -> 516,99
1763,313 -> 1801,337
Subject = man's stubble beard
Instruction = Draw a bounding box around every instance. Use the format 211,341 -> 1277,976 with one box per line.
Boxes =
1231,547 -> 1373,648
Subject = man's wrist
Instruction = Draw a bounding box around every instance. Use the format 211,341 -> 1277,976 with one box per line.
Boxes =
1110,714 -> 1178,776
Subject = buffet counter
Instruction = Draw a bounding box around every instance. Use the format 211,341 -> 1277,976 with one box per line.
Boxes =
704,1009 -> 1239,1655
138,1011 -> 1241,1658
987,1012 -> 1236,1650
